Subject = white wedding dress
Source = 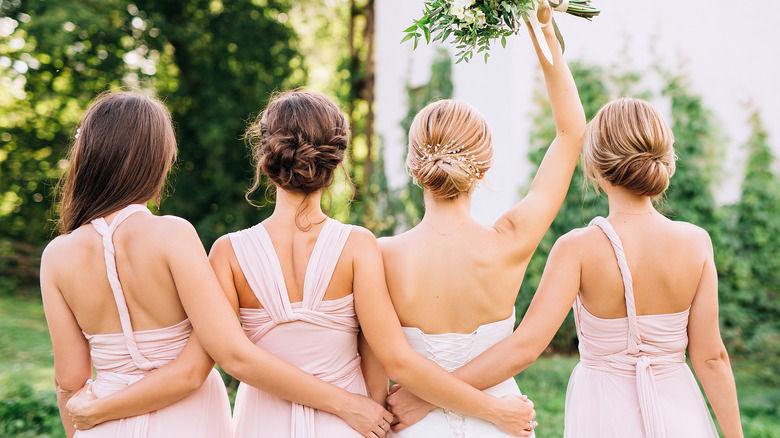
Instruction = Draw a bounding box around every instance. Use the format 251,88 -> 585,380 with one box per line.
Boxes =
391,315 -> 534,438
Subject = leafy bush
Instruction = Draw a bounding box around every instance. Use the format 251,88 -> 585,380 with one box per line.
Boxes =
0,384 -> 64,438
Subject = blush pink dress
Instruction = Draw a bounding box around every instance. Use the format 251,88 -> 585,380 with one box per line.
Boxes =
77,204 -> 232,438
564,217 -> 718,438
229,218 -> 369,438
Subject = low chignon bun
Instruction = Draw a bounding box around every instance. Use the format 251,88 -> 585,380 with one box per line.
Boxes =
246,91 -> 348,195
583,97 -> 676,197
406,100 -> 493,199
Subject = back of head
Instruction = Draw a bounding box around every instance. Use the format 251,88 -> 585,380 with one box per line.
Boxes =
406,99 -> 493,199
245,91 -> 349,197
583,97 -> 676,197
60,91 -> 177,233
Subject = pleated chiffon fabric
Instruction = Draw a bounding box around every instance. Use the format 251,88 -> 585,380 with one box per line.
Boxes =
229,218 -> 369,438
563,217 -> 717,438
78,204 -> 232,438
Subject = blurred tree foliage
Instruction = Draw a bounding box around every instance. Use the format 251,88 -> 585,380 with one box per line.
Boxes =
0,0 -> 304,264
520,63 -> 780,371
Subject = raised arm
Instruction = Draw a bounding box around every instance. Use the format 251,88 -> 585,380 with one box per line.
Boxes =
493,5 -> 586,255
65,333 -> 215,431
40,241 -> 93,438
199,227 -> 391,438
351,228 -> 536,436
388,231 -> 582,429
687,233 -> 743,438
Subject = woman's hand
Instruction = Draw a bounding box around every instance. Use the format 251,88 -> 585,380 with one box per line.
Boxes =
386,385 -> 435,432
66,381 -> 102,431
488,394 -> 538,437
338,392 -> 394,438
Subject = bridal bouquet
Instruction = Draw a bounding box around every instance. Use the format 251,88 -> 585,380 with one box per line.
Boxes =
402,0 -> 599,63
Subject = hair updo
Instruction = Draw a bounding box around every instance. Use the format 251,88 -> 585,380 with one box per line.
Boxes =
406,99 -> 493,199
245,91 -> 349,197
583,97 -> 676,198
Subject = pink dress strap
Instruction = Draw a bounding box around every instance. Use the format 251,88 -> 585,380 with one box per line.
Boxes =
91,204 -> 160,372
588,216 -> 667,438
302,219 -> 353,309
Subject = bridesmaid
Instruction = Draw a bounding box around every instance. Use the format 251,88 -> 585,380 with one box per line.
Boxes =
208,90 -> 536,437
45,91 -> 395,437
390,98 -> 743,437
380,4 -> 584,437
60,91 -> 536,437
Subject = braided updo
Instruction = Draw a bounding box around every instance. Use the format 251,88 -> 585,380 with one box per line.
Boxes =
245,91 -> 349,197
583,97 -> 676,197
406,100 -> 493,199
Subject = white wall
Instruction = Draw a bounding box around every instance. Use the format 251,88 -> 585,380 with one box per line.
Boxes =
376,0 -> 780,225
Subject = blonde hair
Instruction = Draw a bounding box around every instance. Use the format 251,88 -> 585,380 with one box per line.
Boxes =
406,100 -> 493,199
583,97 -> 676,197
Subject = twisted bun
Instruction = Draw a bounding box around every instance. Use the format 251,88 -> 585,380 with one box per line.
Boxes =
406,100 -> 493,199
584,97 -> 676,197
246,91 -> 348,196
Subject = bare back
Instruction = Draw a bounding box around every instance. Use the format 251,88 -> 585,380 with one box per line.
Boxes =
45,209 -> 189,335
577,214 -> 710,318
379,222 -> 531,334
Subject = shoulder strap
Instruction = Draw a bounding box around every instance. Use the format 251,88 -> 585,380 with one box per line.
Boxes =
91,204 -> 155,370
302,219 -> 353,310
588,216 -> 642,353
229,224 -> 294,321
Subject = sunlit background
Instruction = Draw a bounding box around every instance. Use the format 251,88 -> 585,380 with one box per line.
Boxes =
1,1 -> 778,436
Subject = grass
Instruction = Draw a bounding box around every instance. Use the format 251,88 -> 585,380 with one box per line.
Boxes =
1,294 -> 778,437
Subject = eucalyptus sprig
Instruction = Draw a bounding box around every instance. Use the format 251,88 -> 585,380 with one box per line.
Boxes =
402,0 -> 599,63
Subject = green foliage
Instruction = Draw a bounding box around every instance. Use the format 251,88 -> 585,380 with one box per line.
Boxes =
0,384 -> 64,438
0,0 -> 305,249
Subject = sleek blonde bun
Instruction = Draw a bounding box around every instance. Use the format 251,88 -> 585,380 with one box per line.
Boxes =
406,100 -> 493,199
583,97 -> 676,197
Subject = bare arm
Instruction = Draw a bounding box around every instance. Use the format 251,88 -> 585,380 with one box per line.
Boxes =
359,331 -> 389,405
493,6 -> 586,256
41,243 -> 93,438
352,228 -> 536,436
687,234 -> 743,438
203,229 -> 392,438
388,231 -> 581,427
66,333 -> 215,430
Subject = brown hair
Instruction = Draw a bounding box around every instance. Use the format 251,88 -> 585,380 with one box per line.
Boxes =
583,97 -> 676,197
245,91 -> 349,200
406,99 -> 493,199
59,91 -> 177,233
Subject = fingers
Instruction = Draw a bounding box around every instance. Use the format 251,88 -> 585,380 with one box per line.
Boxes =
388,384 -> 401,395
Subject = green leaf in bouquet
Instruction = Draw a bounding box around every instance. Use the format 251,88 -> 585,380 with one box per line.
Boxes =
423,25 -> 431,44
501,35 -> 507,48
400,33 -> 415,44
403,24 -> 418,33
552,18 -> 565,54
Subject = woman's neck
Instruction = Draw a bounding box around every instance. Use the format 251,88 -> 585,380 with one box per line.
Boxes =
604,184 -> 656,216
421,190 -> 473,227
270,188 -> 327,225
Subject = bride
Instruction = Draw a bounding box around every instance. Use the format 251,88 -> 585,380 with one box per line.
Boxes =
381,4 -> 585,437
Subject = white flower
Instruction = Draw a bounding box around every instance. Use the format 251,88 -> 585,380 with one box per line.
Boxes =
463,9 -> 476,25
450,0 -> 474,20
451,5 -> 466,20
474,9 -> 486,27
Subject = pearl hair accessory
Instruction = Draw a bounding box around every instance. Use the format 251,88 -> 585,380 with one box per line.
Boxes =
414,140 -> 487,183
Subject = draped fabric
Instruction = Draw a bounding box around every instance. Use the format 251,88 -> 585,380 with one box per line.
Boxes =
77,204 -> 231,438
390,315 -> 532,438
229,219 -> 369,438
563,217 -> 717,438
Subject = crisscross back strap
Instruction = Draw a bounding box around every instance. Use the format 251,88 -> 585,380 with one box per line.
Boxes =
229,224 -> 294,322
91,204 -> 156,371
589,216 -> 642,353
302,219 -> 353,310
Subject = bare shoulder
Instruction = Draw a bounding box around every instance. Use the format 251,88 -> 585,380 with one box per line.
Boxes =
41,233 -> 75,269
377,228 -> 417,256
555,226 -> 597,252
347,225 -> 380,251
209,234 -> 236,261
667,219 -> 713,252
